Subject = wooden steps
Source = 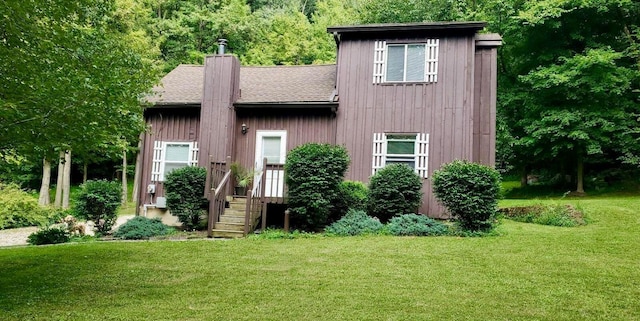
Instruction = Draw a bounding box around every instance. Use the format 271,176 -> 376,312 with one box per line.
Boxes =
211,197 -> 248,238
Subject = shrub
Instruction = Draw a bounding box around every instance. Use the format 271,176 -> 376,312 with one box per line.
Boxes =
387,214 -> 448,236
367,164 -> 423,223
113,216 -> 173,240
432,160 -> 501,231
27,226 -> 70,245
164,166 -> 208,230
0,183 -> 54,229
285,143 -> 349,230
325,209 -> 384,236
74,180 -> 122,234
333,181 -> 368,221
248,228 -> 320,240
499,204 -> 585,227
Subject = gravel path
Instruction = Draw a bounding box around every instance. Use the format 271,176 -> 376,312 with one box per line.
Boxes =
0,227 -> 39,248
0,215 -> 135,248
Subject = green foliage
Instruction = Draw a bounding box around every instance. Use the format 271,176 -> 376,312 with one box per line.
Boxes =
332,180 -> 368,221
0,183 -> 58,229
230,162 -> 254,188
74,180 -> 122,234
497,0 -> 640,190
27,226 -> 70,245
367,164 -> 423,223
500,204 -> 586,227
0,0 -> 160,159
386,214 -> 448,236
164,166 -> 208,230
325,209 -> 384,236
432,160 -> 502,231
248,228 -> 321,239
285,143 -> 349,230
113,216 -> 173,240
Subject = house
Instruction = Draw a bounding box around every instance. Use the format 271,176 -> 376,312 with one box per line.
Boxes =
138,22 -> 502,235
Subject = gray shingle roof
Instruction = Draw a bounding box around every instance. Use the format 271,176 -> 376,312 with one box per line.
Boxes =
237,64 -> 336,104
147,65 -> 203,105
147,63 -> 337,106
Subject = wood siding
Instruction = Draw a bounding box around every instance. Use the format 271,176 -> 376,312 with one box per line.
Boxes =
472,47 -> 498,166
335,35 -> 477,218
233,109 -> 337,170
199,55 -> 241,169
138,108 -> 200,206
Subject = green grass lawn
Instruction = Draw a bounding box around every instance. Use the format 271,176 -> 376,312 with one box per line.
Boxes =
1,196 -> 639,320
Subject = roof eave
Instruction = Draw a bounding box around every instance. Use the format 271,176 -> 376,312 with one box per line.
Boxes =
327,21 -> 487,34
146,102 -> 201,108
234,101 -> 339,109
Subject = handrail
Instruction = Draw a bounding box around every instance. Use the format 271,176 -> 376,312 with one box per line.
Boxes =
250,169 -> 263,196
214,171 -> 231,197
207,158 -> 230,238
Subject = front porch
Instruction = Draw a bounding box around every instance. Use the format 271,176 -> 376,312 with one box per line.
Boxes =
206,157 -> 288,238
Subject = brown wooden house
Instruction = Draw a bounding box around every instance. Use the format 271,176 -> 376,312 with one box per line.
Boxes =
137,22 -> 501,236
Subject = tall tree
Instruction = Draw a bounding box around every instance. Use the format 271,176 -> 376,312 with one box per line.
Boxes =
501,0 -> 640,193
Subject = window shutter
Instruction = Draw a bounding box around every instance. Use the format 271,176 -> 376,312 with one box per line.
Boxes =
152,141 -> 163,182
415,133 -> 429,178
425,39 -> 439,83
190,141 -> 199,166
372,133 -> 386,175
373,41 -> 386,84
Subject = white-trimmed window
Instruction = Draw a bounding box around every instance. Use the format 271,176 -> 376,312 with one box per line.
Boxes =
373,40 -> 439,84
152,141 -> 199,181
372,133 -> 429,178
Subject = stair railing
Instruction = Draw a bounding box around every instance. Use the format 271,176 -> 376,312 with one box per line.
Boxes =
245,157 -> 267,235
207,157 -> 231,238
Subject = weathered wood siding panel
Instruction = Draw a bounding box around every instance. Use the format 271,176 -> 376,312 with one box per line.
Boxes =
335,35 -> 476,218
233,110 -> 336,170
138,108 -> 200,206
472,47 -> 497,166
198,55 -> 241,167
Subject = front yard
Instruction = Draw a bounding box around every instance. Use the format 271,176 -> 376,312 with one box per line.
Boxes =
1,196 -> 639,320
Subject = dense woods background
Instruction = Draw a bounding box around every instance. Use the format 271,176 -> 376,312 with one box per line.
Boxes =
1,0 -> 639,200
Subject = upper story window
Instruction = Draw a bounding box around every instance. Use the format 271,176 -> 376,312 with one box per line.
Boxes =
373,40 -> 439,84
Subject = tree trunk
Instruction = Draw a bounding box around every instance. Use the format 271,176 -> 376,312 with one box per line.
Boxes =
83,162 -> 88,183
54,151 -> 64,207
62,150 -> 71,209
132,136 -> 143,212
576,154 -> 585,194
520,165 -> 528,188
122,150 -> 128,205
38,158 -> 51,206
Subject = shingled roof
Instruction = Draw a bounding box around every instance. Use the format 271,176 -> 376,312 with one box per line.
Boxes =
147,63 -> 337,106
147,65 -> 203,105
237,64 -> 336,104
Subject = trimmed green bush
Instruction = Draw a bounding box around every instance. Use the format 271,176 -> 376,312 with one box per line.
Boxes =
367,164 -> 423,223
332,180 -> 368,221
387,214 -> 448,236
27,226 -> 70,245
74,180 -> 122,234
325,209 -> 384,236
285,143 -> 349,230
113,216 -> 173,240
0,183 -> 63,230
432,160 -> 501,231
164,166 -> 208,230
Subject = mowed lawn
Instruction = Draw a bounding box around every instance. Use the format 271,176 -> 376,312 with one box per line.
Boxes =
1,196 -> 639,320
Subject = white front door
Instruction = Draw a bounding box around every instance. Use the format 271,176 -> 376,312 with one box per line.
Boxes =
255,130 -> 287,197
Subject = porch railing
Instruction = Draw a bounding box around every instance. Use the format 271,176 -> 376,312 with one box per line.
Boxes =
244,159 -> 266,235
207,157 -> 230,238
